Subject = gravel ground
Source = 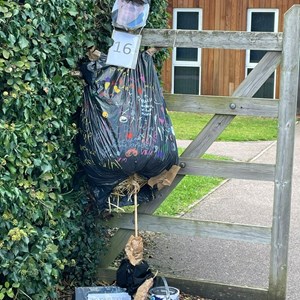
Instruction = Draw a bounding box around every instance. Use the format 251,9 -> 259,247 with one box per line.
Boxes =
142,232 -> 214,300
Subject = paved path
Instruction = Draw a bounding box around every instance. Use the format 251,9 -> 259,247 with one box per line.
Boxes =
146,123 -> 300,299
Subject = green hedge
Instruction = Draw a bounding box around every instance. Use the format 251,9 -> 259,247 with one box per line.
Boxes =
0,0 -> 169,299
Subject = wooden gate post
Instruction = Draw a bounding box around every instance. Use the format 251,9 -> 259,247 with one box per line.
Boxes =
269,5 -> 300,299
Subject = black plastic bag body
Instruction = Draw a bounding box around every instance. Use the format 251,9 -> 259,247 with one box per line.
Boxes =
78,51 -> 178,210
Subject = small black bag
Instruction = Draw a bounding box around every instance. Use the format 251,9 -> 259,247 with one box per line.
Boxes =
116,259 -> 153,295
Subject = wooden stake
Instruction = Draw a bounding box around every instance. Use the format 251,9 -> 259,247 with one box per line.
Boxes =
134,192 -> 138,237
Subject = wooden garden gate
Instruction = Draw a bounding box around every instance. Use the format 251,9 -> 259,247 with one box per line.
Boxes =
97,6 -> 300,300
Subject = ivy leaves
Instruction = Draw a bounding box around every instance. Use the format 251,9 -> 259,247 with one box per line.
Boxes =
0,0 -> 98,298
0,0 -> 169,298
2,50 -> 10,60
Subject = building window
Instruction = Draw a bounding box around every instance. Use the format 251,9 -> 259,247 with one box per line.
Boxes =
172,9 -> 202,95
246,9 -> 279,98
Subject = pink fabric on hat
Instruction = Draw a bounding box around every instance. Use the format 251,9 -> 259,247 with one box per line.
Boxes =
116,0 -> 145,27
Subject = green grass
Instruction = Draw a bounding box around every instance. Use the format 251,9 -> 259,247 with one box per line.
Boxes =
155,151 -> 227,216
155,172 -> 224,216
169,112 -> 278,141
155,113 -> 278,216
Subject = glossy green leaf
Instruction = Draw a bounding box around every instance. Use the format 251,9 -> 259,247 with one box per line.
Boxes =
7,79 -> 14,85
4,11 -> 12,18
68,7 -> 78,16
18,36 -> 29,49
66,58 -> 75,67
2,49 -> 10,59
15,61 -> 24,68
0,6 -> 9,13
23,3 -> 32,9
58,35 -> 68,46
61,66 -> 69,76
6,289 -> 14,298
8,34 -> 16,45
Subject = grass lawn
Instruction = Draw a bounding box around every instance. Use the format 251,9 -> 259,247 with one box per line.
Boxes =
155,152 -> 226,216
155,113 -> 278,216
169,111 -> 278,141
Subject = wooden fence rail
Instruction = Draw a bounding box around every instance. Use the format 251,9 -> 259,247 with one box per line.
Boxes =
107,213 -> 272,244
141,29 -> 283,50
178,158 -> 275,181
164,94 -> 279,117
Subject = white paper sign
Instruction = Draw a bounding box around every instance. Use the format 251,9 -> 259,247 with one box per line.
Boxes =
106,30 -> 141,69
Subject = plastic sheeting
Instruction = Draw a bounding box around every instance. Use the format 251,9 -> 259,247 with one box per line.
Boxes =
116,259 -> 153,296
78,51 -> 178,210
111,0 -> 150,31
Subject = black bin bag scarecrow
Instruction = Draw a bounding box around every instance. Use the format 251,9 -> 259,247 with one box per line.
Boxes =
78,51 -> 179,210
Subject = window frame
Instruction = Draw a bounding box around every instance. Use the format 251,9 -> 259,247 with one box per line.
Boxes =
172,8 -> 202,94
246,8 -> 279,98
